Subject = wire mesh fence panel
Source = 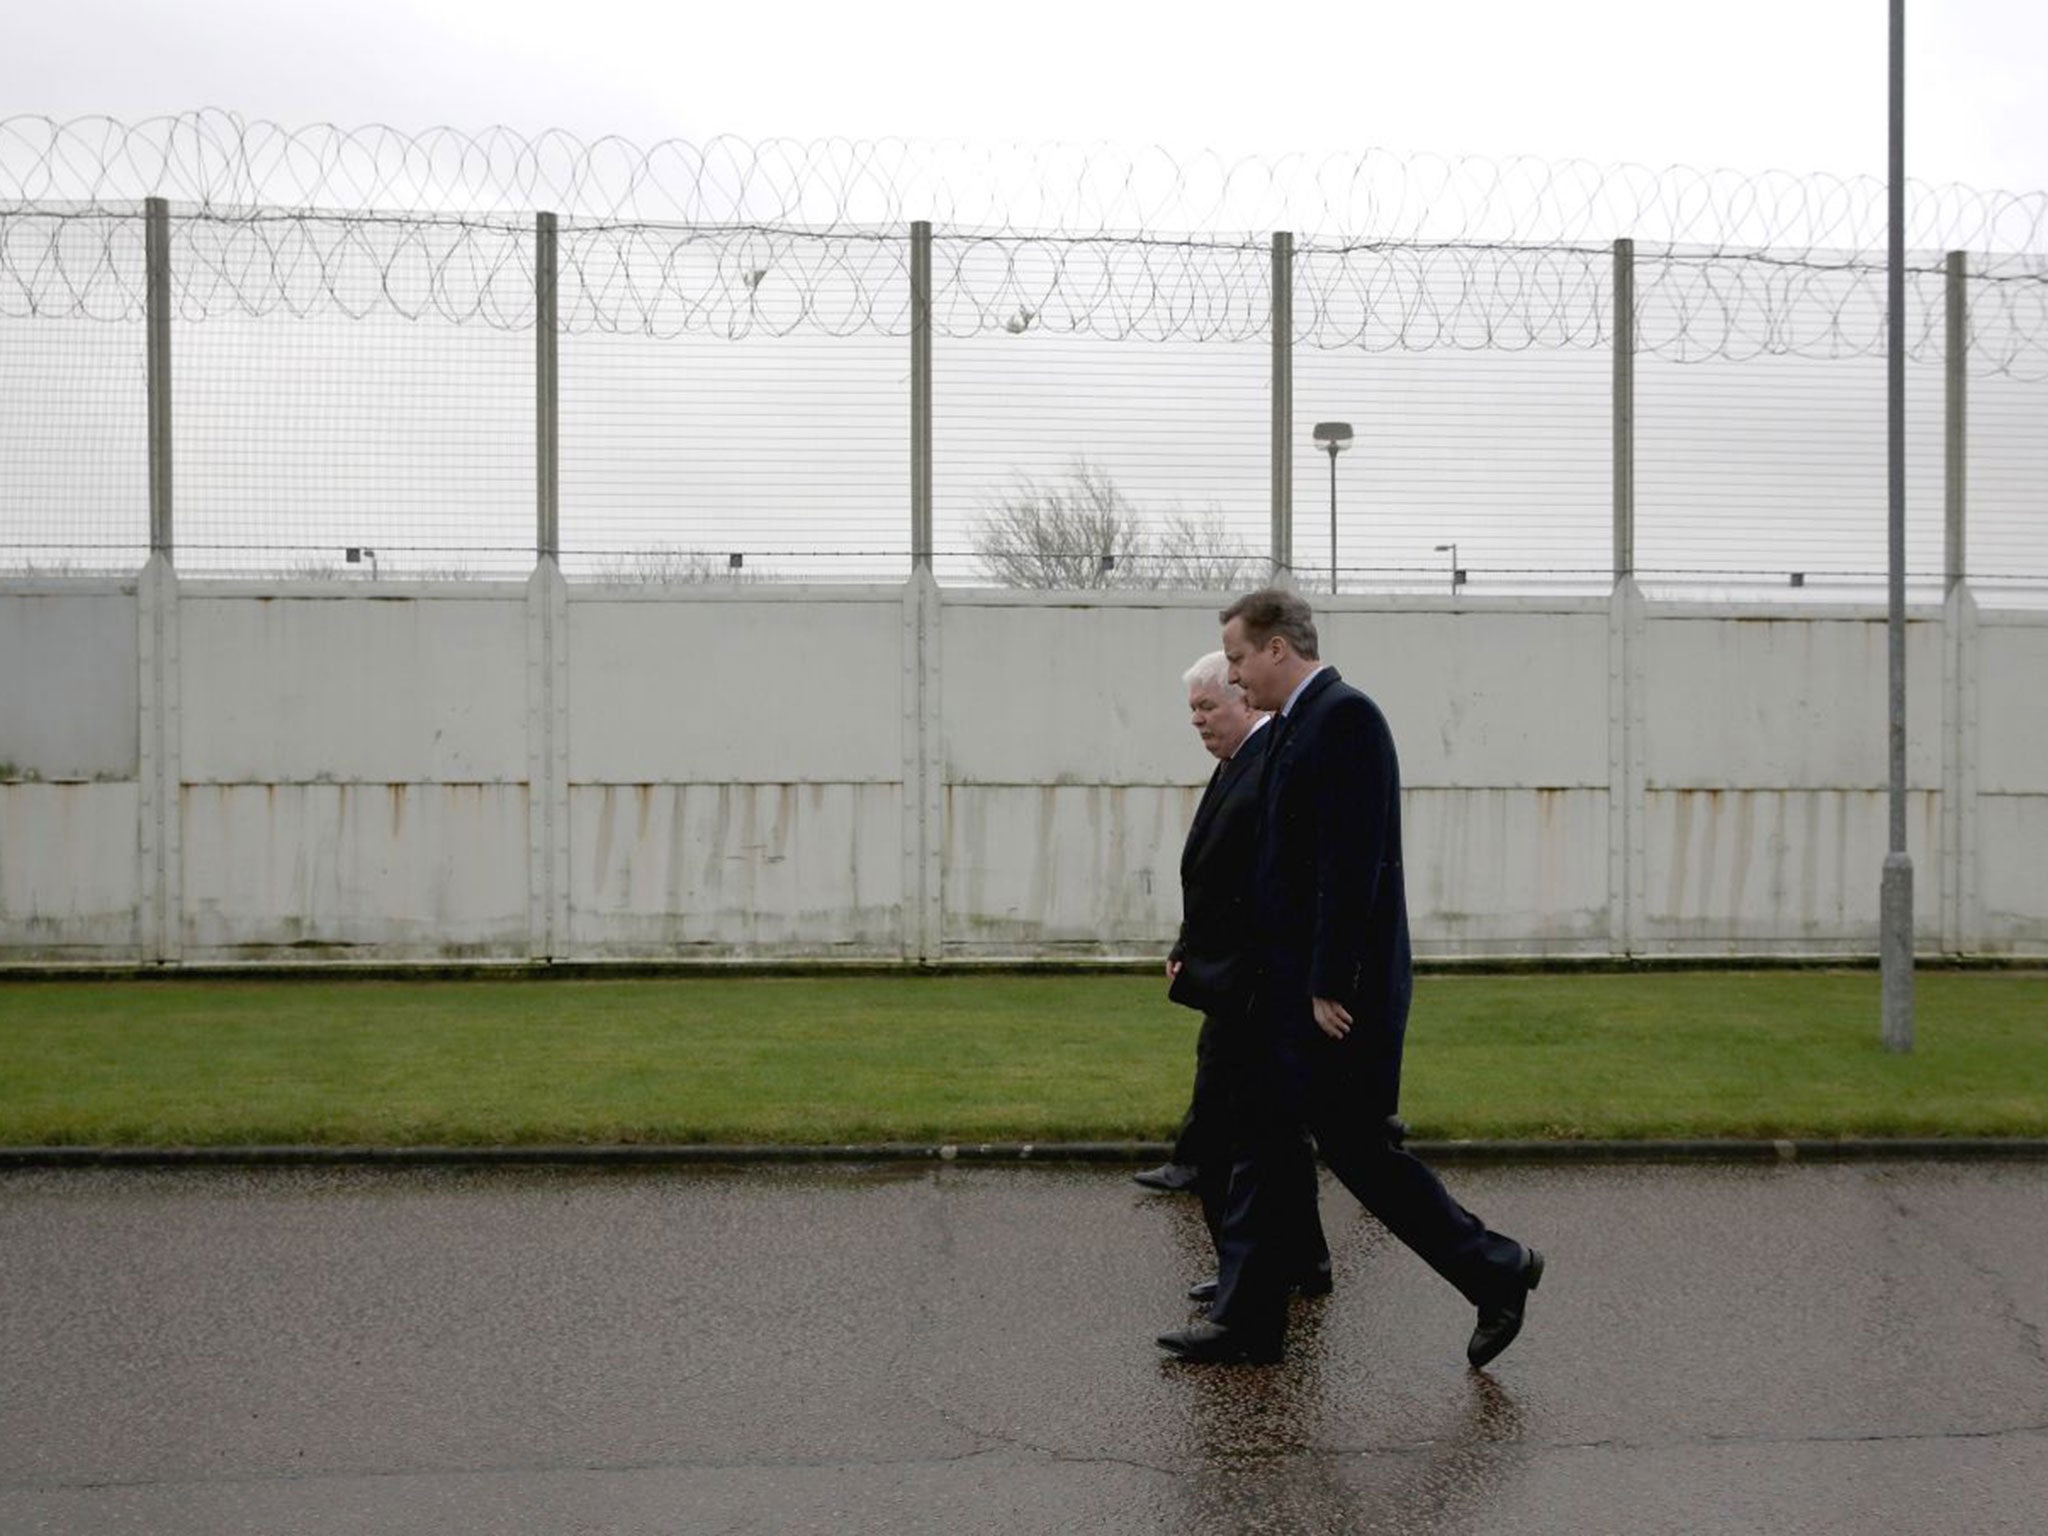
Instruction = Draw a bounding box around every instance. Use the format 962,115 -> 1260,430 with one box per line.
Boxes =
930,232 -> 1271,590
1969,372 -> 2048,606
1290,241 -> 1611,595
0,313 -> 150,575
1632,249 -> 1950,601
170,213 -> 535,578
1291,350 -> 1612,596
0,210 -> 148,574
559,330 -> 909,584
932,332 -> 1270,590
1634,353 -> 1948,599
173,308 -> 535,577
555,221 -> 910,583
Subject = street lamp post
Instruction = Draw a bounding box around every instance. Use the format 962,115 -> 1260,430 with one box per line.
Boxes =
1312,421 -> 1353,595
1433,542 -> 1463,594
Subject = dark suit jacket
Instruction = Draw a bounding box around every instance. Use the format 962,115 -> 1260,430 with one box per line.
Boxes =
1249,667 -> 1413,1049
1167,721 -> 1272,1016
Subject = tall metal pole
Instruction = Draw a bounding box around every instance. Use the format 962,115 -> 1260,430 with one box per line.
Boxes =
1881,0 -> 1915,1051
1328,447 -> 1338,595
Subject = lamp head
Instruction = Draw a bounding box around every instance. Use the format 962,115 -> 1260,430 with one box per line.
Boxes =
1312,421 -> 1354,455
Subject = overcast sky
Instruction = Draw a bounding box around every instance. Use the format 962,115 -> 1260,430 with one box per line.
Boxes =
6,0 -> 2043,591
6,0 -> 2047,194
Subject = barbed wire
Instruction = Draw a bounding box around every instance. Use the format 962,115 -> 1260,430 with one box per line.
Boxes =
1,114 -> 2046,375
7,111 -> 2048,249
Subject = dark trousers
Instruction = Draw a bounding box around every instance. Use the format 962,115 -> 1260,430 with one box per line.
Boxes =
1178,1009 -> 1329,1280
1209,1008 -> 1520,1339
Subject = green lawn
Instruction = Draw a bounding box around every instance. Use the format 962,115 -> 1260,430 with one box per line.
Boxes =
1,971 -> 2043,1146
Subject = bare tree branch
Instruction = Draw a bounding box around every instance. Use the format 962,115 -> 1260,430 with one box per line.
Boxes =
971,464 -> 1257,591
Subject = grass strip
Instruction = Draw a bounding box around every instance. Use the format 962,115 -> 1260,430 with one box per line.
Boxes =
1,970 -> 2043,1147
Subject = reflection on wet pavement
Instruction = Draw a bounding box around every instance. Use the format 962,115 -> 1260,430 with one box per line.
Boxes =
2,1160 -> 2044,1534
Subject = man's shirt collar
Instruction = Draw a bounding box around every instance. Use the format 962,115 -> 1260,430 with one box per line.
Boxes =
1279,665 -> 1328,719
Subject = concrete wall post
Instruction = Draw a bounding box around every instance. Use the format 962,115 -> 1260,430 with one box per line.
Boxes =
901,567 -> 943,960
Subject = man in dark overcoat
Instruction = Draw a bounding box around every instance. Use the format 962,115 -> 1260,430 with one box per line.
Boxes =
1157,588 -> 1543,1368
1153,651 -> 1329,1303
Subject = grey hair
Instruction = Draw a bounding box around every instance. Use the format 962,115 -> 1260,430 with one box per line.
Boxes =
1181,649 -> 1242,699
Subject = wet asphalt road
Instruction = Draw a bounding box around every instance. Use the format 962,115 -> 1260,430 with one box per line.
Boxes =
2,1159 -> 2045,1535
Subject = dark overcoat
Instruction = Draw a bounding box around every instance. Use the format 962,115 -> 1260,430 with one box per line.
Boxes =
1167,721 -> 1271,1016
1248,667 -> 1413,1099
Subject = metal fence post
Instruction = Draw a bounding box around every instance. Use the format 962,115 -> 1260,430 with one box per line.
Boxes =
1607,237 -> 1643,959
1613,237 -> 1635,581
1271,232 -> 1294,580
1940,249 -> 1975,956
1944,251 -> 1966,592
903,220 -> 940,957
528,211 -> 568,960
911,221 -> 933,571
138,196 -> 182,963
146,197 -> 173,557
536,212 -> 560,562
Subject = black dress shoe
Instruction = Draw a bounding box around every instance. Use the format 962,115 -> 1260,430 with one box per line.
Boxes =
1132,1163 -> 1199,1192
1467,1246 -> 1544,1369
1156,1319 -> 1284,1365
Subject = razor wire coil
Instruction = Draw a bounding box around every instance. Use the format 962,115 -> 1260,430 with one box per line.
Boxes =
1,114 -> 2045,377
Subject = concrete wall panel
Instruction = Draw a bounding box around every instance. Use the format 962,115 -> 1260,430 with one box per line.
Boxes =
0,591 -> 138,779
1640,787 -> 1940,951
940,600 -> 1611,790
1407,788 -> 1610,952
941,599 -> 1214,786
3,584 -> 2043,965
1976,795 -> 2048,955
567,781 -> 902,954
179,596 -> 529,783
569,596 -> 904,784
943,783 -> 1190,953
0,782 -> 141,952
1318,609 -> 1611,788
179,782 -> 530,956
1643,615 -> 1944,788
1977,623 -> 2048,796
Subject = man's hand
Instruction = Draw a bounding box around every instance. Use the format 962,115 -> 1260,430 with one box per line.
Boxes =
1312,996 -> 1352,1040
1167,958 -> 1183,981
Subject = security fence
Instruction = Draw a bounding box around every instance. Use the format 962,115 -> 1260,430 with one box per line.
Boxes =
3,114 -> 2047,597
